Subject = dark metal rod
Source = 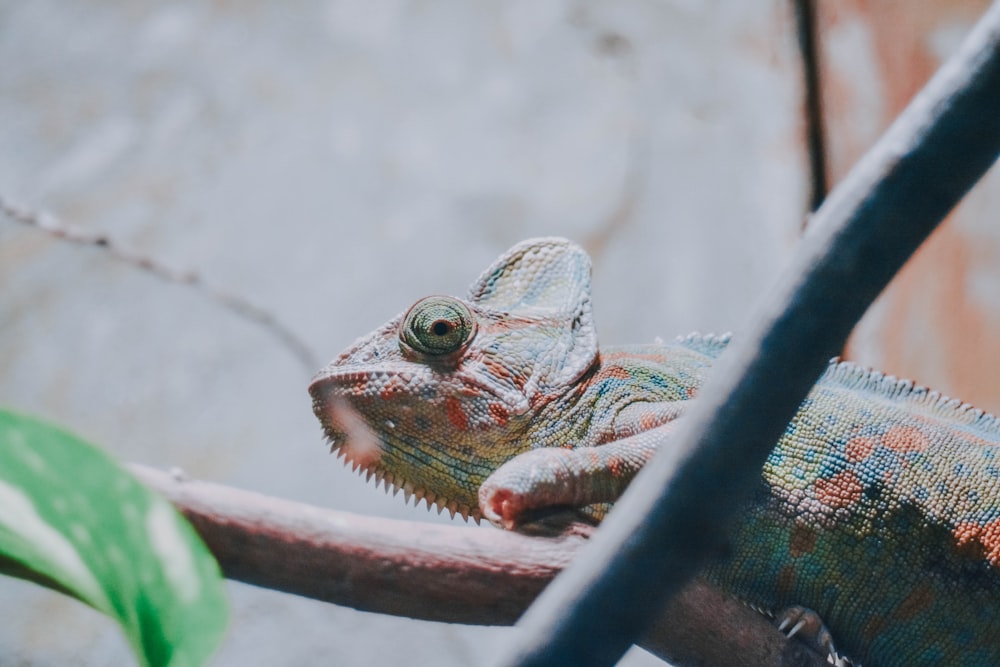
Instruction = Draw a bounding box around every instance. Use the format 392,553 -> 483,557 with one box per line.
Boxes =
793,0 -> 829,211
502,3 -> 1000,665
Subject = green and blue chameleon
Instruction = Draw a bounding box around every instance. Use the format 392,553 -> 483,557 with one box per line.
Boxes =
310,237 -> 1000,665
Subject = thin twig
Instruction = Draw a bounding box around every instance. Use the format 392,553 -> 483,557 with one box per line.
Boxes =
503,4 -> 1000,666
0,196 -> 320,372
129,464 -> 827,667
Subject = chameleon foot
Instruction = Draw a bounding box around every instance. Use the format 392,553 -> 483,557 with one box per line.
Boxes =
478,448 -> 584,529
479,486 -> 520,530
775,605 -> 853,666
479,461 -> 599,536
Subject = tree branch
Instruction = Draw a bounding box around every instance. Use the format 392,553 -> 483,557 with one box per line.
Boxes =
129,464 -> 826,667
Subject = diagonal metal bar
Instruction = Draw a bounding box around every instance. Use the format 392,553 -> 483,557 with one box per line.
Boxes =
501,3 -> 1000,666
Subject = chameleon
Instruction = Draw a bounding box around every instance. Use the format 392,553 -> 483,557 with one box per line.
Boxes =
309,237 -> 1000,666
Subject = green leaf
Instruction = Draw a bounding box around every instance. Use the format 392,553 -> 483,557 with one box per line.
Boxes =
0,409 -> 228,666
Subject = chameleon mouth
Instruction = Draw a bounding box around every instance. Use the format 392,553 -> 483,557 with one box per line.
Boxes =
318,397 -> 480,522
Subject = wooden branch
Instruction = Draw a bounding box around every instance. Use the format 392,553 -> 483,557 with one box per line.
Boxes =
129,464 -> 826,667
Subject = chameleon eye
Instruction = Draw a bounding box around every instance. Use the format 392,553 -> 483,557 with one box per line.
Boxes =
399,296 -> 477,356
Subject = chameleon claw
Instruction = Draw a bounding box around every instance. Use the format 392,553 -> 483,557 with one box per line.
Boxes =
775,605 -> 847,665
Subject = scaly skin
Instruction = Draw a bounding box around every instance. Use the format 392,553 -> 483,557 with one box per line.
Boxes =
309,237 -> 1000,665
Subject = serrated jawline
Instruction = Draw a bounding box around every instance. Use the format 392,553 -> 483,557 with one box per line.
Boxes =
328,439 -> 480,522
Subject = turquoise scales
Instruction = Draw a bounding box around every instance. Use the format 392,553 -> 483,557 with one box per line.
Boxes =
309,237 -> 1000,665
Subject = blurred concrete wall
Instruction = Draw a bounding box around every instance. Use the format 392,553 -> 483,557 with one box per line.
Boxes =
818,0 -> 1000,414
1,1 -> 995,665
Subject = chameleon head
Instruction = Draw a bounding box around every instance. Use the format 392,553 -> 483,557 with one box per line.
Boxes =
308,237 -> 599,520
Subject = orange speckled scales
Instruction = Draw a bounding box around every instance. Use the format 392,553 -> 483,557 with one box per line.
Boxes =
310,238 -> 1000,666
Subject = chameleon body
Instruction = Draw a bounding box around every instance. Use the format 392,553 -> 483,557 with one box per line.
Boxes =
309,237 -> 1000,665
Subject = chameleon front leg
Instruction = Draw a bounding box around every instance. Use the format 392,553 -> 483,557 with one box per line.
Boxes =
478,418 -> 678,529
478,417 -> 852,664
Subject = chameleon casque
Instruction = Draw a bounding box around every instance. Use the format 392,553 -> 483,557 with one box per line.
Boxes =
309,237 -> 1000,666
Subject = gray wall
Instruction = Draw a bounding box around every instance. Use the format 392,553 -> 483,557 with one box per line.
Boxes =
0,2 -> 807,664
